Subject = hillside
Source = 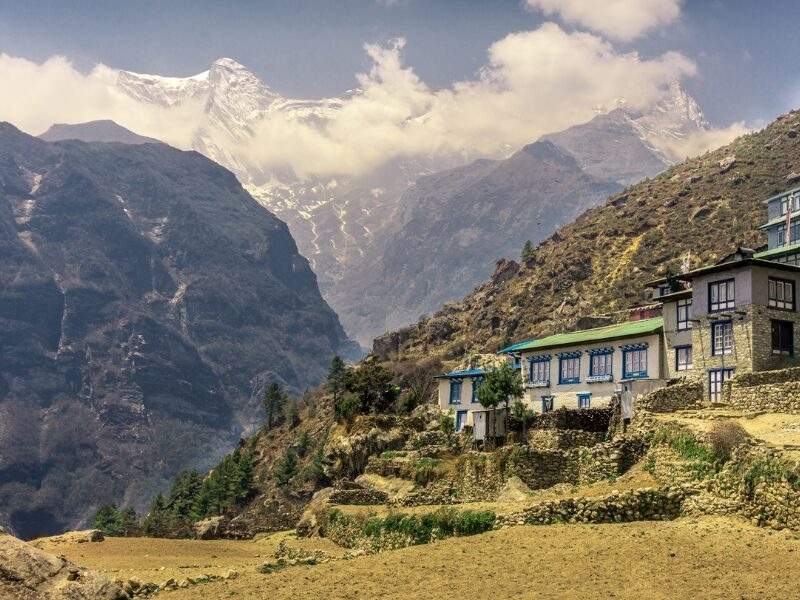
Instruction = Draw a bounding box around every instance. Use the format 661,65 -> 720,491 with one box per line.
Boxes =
0,123 -> 355,538
39,120 -> 160,144
373,110 -> 800,363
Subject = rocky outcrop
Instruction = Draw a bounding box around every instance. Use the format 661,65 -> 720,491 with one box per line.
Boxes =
0,531 -> 124,599
0,123 -> 356,538
192,516 -> 227,540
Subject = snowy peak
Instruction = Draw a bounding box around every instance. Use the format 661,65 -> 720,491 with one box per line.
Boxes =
116,68 -> 209,107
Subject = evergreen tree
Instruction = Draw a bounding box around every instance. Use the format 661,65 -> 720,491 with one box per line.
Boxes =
274,447 -> 299,486
327,355 -> 347,405
93,504 -> 123,536
284,398 -> 299,427
521,240 -> 534,263
345,356 -> 399,414
297,430 -> 311,457
166,470 -> 203,520
263,382 -> 286,429
142,494 -> 171,537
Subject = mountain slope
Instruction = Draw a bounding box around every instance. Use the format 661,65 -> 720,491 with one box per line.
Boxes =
39,120 -> 160,145
0,123 -> 355,538
330,140 -> 622,341
107,60 -> 707,346
374,109 -> 800,363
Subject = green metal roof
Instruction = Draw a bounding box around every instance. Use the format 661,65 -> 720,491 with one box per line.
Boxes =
509,317 -> 664,353
497,339 -> 536,354
753,242 -> 800,260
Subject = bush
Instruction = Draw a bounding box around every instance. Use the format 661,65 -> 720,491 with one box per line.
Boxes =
412,458 -> 446,485
652,426 -> 718,479
274,447 -> 299,487
741,456 -> 800,499
706,421 -> 750,462
453,510 -> 496,535
335,392 -> 360,423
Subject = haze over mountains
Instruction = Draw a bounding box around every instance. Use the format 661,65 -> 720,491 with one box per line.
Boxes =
0,123 -> 355,538
91,59 -> 707,344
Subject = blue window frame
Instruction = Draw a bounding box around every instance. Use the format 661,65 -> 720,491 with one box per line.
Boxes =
528,356 -> 551,384
622,345 -> 648,379
558,353 -> 581,384
711,320 -> 733,356
708,368 -> 734,402
588,348 -> 613,379
471,377 -> 484,403
541,395 -> 554,413
449,379 -> 462,404
709,279 -> 735,312
577,393 -> 591,409
455,410 -> 468,432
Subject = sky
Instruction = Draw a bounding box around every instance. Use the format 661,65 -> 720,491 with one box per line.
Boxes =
0,0 -> 798,128
0,0 -> 793,179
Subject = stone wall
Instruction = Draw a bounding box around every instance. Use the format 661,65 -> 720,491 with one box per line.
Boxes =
636,379 -> 704,413
328,487 -> 389,506
495,486 -> 689,527
723,366 -> 800,413
530,407 -> 611,432
528,429 -> 605,451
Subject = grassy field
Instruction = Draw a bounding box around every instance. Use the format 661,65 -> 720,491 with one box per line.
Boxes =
41,516 -> 799,599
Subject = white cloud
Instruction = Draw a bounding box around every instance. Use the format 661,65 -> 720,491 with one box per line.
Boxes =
0,53 -> 202,148
526,0 -> 682,41
0,23 -> 730,180
656,121 -> 751,160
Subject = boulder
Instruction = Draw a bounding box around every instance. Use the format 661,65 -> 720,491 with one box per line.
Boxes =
0,532 -> 124,599
296,487 -> 334,538
193,516 -> 227,540
32,530 -> 104,548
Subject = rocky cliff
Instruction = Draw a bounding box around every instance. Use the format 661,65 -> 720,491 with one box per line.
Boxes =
0,123 -> 355,538
374,109 -> 800,363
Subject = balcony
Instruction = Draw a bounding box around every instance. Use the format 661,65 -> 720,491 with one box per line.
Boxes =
587,374 -> 613,384
525,380 -> 551,389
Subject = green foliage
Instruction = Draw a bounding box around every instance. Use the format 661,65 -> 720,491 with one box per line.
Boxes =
380,450 -> 408,459
263,382 -> 288,429
412,458 -> 446,485
521,239 -> 534,263
476,362 -> 523,410
296,430 -> 311,457
274,447 -> 299,487
741,456 -> 800,499
192,447 -> 254,520
327,355 -> 347,403
344,356 -> 400,414
439,410 -> 455,437
652,426 -> 719,479
334,392 -> 360,423
92,504 -> 138,537
336,507 -> 495,547
284,398 -> 299,428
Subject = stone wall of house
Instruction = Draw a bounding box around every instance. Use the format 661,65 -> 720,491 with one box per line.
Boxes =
722,366 -> 800,413
749,305 -> 800,372
495,486 -> 689,527
636,380 -> 704,413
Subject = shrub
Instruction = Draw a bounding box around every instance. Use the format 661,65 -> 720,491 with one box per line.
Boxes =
335,392 -> 360,423
412,458 -> 446,485
274,447 -> 299,487
453,510 -> 495,536
741,456 -> 800,499
652,426 -> 718,479
706,421 -> 749,462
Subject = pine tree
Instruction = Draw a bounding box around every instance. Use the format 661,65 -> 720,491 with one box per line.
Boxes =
284,398 -> 299,427
263,382 -> 286,429
327,355 -> 347,405
521,240 -> 534,264
274,447 -> 299,486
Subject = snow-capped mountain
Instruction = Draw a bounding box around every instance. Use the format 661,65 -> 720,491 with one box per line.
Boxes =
111,58 -> 708,345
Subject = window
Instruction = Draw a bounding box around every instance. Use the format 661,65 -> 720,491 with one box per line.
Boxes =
709,279 -> 735,312
780,194 -> 800,215
768,278 -> 795,310
541,395 -> 554,413
771,320 -> 794,356
675,346 -> 693,371
711,321 -> 733,356
589,352 -> 613,378
455,410 -> 468,432
558,355 -> 581,384
577,393 -> 591,409
709,368 -> 734,402
449,380 -> 462,404
528,358 -> 551,384
622,347 -> 648,379
471,377 -> 484,403
676,298 -> 692,330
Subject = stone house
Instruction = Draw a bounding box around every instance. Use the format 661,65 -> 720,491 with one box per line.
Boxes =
652,186 -> 800,400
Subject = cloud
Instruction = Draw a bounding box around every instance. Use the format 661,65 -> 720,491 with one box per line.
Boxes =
0,23 -> 729,180
247,24 -> 696,177
525,0 -> 682,41
655,121 -> 751,160
0,53 -> 203,148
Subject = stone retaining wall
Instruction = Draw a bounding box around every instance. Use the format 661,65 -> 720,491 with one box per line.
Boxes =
530,408 -> 611,432
328,488 -> 389,505
723,367 -> 800,413
495,486 -> 689,527
636,380 -> 704,413
528,429 -> 605,451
